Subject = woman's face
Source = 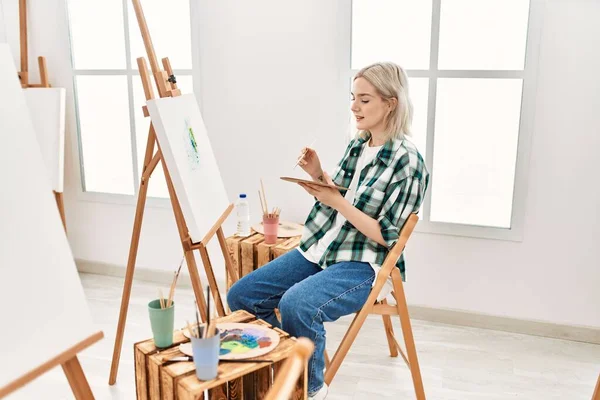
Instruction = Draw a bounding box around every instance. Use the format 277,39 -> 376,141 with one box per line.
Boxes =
351,77 -> 390,134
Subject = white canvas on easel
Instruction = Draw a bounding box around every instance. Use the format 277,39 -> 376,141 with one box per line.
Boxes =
0,44 -> 100,399
23,88 -> 66,192
146,93 -> 229,243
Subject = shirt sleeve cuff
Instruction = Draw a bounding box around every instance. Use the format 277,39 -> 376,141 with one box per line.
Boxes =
378,214 -> 400,249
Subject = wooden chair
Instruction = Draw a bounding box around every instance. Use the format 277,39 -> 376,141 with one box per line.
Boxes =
323,214 -> 426,399
264,338 -> 314,400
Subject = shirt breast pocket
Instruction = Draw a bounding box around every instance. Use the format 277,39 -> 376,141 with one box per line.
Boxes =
354,186 -> 386,218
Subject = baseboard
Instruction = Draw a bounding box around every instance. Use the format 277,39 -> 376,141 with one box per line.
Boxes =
75,259 -> 600,345
75,259 -> 201,289
407,305 -> 600,345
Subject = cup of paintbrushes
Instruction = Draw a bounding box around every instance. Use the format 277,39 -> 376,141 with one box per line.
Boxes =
148,298 -> 175,348
262,212 -> 280,244
190,322 -> 221,380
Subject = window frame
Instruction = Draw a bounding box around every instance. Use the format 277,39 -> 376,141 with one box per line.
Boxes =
66,0 -> 197,208
347,0 -> 546,241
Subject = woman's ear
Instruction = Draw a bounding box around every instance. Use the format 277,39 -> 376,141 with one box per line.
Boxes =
384,97 -> 398,121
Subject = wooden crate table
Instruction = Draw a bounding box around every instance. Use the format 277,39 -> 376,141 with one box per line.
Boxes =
134,310 -> 307,400
225,233 -> 301,288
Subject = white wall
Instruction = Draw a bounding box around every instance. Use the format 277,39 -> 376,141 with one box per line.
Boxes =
1,0 -> 20,63
0,1 -> 6,42
405,0 -> 600,329
2,0 -> 598,329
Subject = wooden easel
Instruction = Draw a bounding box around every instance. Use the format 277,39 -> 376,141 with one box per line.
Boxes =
108,0 -> 239,385
0,332 -> 103,399
17,0 -> 67,232
17,0 -> 49,89
592,373 -> 600,400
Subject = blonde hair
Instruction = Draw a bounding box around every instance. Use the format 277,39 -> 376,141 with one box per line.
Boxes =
354,62 -> 413,141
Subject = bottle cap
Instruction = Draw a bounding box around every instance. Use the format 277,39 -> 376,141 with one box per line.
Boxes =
239,194 -> 247,198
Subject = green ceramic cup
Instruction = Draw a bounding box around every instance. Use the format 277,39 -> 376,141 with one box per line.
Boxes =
148,299 -> 175,348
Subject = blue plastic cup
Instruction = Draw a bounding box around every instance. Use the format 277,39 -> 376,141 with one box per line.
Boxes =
191,329 -> 221,380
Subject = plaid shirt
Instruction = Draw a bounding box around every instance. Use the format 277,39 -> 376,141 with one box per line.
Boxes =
299,133 -> 429,279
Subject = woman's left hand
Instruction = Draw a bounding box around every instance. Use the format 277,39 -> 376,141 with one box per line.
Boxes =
298,172 -> 344,209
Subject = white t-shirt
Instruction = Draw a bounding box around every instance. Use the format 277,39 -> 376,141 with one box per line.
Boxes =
298,142 -> 394,301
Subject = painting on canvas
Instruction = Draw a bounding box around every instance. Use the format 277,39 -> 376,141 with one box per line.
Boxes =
146,93 -> 229,243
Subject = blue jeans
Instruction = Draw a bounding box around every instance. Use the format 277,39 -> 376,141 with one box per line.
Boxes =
227,249 -> 375,395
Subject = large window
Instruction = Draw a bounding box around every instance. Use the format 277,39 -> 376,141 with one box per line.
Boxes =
351,0 -> 542,240
66,0 -> 193,199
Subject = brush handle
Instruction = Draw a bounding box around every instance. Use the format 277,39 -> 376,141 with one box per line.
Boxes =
260,179 -> 269,214
204,286 -> 211,338
186,320 -> 196,338
206,320 -> 216,338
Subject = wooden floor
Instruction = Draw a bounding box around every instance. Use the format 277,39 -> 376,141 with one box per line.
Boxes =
8,273 -> 600,399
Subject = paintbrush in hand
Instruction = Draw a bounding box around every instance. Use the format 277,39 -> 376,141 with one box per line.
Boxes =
293,138 -> 317,169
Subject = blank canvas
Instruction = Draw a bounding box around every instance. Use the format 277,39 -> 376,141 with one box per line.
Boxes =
0,44 -> 98,397
23,88 -> 66,192
146,93 -> 229,243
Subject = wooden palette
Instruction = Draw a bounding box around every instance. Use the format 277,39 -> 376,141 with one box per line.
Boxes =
280,176 -> 349,191
180,323 -> 280,360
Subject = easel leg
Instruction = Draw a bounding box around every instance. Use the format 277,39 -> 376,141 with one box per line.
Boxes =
198,244 -> 226,317
62,356 -> 94,399
18,0 -> 28,88
184,249 -> 208,321
217,227 -> 238,315
592,374 -> 600,400
109,169 -> 151,385
54,191 -> 67,232
217,227 -> 239,284
391,269 -> 426,400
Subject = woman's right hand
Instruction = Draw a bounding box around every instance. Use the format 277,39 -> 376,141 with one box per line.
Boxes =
297,147 -> 323,179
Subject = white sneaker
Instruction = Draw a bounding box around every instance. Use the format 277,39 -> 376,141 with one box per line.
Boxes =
308,384 -> 328,400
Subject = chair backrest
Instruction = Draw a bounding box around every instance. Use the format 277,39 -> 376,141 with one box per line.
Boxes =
264,338 -> 314,400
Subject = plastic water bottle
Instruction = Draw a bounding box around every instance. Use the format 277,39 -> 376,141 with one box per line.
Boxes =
236,194 -> 251,237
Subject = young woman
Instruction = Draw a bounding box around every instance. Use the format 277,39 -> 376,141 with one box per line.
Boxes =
227,62 -> 429,399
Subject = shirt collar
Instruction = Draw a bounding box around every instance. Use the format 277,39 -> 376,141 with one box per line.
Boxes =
352,132 -> 402,167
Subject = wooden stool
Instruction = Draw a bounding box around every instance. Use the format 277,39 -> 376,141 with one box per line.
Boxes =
225,233 -> 301,287
134,310 -> 308,399
324,214 -> 426,400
